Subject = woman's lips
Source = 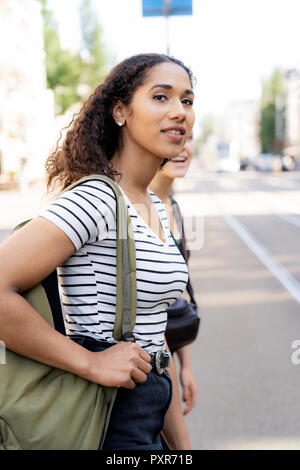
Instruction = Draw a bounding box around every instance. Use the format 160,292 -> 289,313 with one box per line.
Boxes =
170,156 -> 187,167
161,130 -> 184,143
161,126 -> 185,143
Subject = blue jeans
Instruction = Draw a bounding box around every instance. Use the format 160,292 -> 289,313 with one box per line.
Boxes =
71,336 -> 172,450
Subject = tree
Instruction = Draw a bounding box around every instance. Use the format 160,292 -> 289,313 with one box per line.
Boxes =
40,0 -> 83,114
259,69 -> 285,154
192,114 -> 215,157
199,114 -> 214,143
79,0 -> 108,91
40,0 -> 108,114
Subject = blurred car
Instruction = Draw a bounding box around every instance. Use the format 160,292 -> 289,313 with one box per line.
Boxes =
282,155 -> 296,171
239,157 -> 256,171
254,153 -> 283,172
214,141 -> 240,173
215,157 -> 240,173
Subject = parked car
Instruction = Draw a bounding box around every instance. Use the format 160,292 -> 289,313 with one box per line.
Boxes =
239,157 -> 256,171
282,155 -> 296,171
254,153 -> 283,172
214,141 -> 240,173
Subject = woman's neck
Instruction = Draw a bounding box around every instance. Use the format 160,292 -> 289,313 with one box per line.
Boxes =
149,172 -> 174,204
111,143 -> 162,197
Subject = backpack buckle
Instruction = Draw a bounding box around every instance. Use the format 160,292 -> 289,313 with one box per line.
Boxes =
123,332 -> 135,342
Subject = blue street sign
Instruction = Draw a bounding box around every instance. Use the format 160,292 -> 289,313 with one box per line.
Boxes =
142,0 -> 193,17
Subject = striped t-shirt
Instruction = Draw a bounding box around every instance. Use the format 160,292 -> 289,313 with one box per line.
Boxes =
40,178 -> 188,353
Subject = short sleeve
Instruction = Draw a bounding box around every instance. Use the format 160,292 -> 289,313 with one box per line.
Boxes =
39,179 -> 117,251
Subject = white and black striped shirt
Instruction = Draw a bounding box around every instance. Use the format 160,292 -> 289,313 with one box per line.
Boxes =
40,178 -> 188,353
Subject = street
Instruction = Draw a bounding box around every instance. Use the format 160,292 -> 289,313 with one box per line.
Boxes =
174,168 -> 300,449
1,169 -> 300,449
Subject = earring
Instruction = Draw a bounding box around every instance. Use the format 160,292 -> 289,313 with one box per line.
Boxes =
117,121 -> 123,127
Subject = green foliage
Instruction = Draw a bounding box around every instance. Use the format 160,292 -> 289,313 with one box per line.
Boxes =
259,69 -> 285,153
40,0 -> 107,115
259,103 -> 275,153
199,114 -> 214,142
40,0 -> 83,114
192,115 -> 215,157
79,0 -> 108,91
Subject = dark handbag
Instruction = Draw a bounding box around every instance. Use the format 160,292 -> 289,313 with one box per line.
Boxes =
165,197 -> 200,353
165,272 -> 200,353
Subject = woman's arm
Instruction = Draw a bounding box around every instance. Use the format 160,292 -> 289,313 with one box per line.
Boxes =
175,346 -> 198,415
161,339 -> 192,450
0,217 -> 151,389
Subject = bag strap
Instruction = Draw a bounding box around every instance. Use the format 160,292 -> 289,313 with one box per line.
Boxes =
62,175 -> 137,342
169,195 -> 197,307
169,195 -> 189,262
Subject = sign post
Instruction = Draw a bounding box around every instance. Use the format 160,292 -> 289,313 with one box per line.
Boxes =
164,0 -> 171,54
142,0 -> 193,55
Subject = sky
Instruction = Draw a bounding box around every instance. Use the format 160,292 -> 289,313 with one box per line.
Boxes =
49,0 -> 300,129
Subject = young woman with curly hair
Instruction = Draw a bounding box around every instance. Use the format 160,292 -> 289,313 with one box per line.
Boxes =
0,53 -> 195,450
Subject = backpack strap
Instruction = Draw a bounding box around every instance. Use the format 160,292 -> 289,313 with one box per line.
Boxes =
42,271 -> 66,335
63,175 -> 137,342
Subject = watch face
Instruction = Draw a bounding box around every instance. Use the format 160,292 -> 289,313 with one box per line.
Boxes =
161,352 -> 171,369
155,350 -> 162,375
155,350 -> 171,374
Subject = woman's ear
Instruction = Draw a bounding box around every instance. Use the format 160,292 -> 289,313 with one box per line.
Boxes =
112,100 -> 126,127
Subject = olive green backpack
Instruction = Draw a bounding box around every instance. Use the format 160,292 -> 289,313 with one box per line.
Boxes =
0,175 -> 137,450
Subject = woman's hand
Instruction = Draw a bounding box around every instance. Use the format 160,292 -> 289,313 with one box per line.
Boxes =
85,342 -> 152,389
179,365 -> 198,415
173,345 -> 198,416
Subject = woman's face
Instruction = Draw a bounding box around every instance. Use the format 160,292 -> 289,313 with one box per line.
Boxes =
116,62 -> 195,161
161,134 -> 195,178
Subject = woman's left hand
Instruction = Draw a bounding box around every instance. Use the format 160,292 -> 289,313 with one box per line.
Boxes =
179,365 -> 198,415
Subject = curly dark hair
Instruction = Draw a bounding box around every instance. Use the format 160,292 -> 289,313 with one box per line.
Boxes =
46,53 -> 194,191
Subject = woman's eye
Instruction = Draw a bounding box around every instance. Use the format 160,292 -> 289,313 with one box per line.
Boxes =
182,98 -> 193,106
153,94 -> 167,102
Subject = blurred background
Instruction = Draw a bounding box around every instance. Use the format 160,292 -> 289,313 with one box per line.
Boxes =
1,0 -> 300,450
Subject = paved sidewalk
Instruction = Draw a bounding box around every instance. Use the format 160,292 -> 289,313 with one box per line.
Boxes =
0,181 -> 54,242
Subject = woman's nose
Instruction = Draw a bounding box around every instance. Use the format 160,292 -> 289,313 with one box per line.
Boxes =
168,99 -> 187,121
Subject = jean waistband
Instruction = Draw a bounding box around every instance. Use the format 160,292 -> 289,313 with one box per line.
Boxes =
70,335 -> 114,350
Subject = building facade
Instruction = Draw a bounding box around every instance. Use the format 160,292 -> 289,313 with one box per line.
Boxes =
223,100 -> 261,160
284,69 -> 300,159
0,0 -> 55,181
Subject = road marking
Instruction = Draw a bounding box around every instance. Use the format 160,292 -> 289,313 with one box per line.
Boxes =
222,213 -> 300,305
251,191 -> 300,228
276,213 -> 300,229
